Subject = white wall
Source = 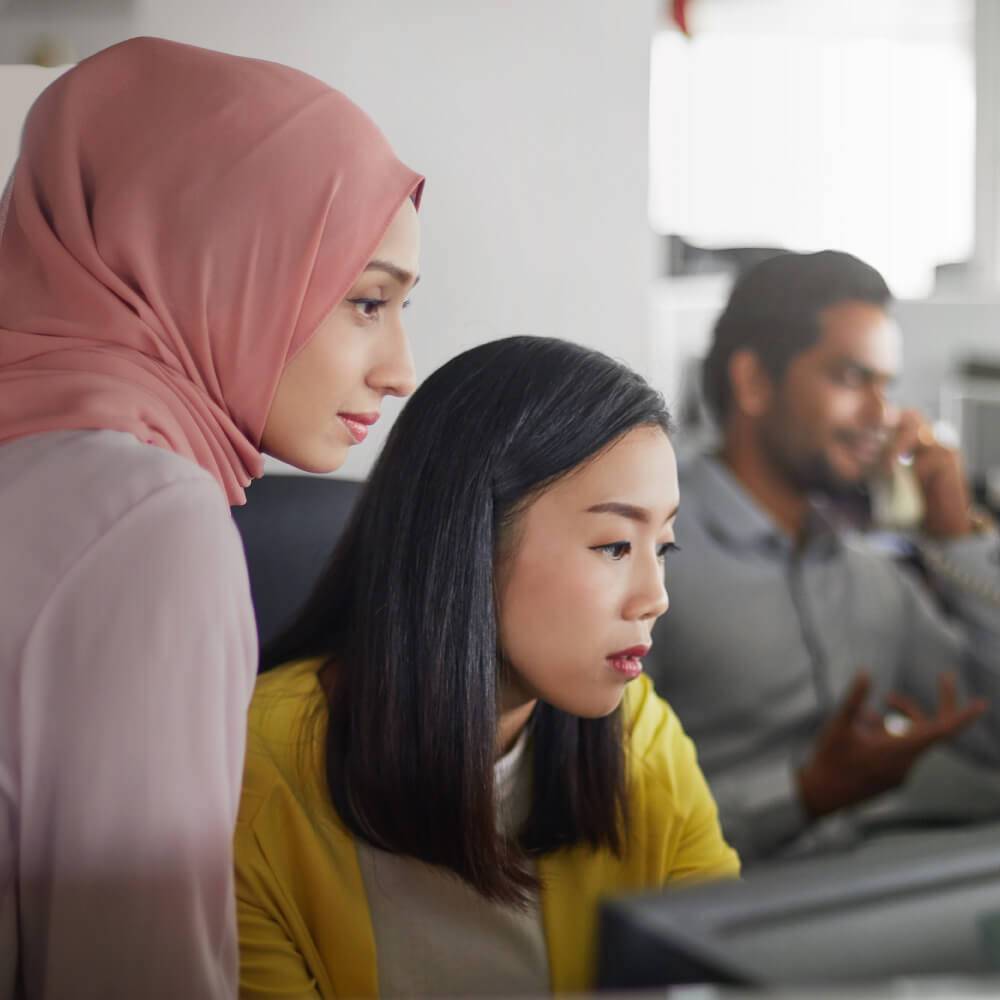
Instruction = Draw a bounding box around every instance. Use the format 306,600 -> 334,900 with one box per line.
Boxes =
0,7 -> 130,65
1,0 -> 658,479
134,0 -> 659,478
892,298 -> 1000,416
0,63 -> 71,175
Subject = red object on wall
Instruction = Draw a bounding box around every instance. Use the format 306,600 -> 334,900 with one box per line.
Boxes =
671,0 -> 692,37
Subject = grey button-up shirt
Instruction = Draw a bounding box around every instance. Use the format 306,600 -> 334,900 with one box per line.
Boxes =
647,452 -> 1000,863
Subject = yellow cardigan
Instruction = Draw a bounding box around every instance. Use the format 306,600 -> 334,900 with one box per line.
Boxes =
235,660 -> 739,998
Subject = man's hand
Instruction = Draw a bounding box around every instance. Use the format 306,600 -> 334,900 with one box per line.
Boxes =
797,671 -> 988,818
886,409 -> 973,538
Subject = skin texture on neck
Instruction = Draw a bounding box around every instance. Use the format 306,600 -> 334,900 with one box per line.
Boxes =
496,697 -> 537,759
720,423 -> 811,543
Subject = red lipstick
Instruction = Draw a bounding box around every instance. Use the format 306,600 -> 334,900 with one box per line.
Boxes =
609,645 -> 651,659
338,412 -> 379,444
607,644 -> 650,680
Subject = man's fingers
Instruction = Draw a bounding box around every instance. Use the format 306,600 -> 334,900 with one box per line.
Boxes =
903,697 -> 990,747
884,691 -> 926,722
937,671 -> 958,713
936,698 -> 989,737
884,672 -> 967,728
860,708 -> 885,729
886,409 -> 926,463
832,673 -> 872,730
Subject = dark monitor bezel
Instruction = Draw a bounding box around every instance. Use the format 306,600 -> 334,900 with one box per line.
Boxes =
598,824 -> 1000,990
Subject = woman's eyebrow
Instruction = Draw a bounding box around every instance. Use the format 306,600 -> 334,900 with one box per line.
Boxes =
586,501 -> 679,525
364,259 -> 420,287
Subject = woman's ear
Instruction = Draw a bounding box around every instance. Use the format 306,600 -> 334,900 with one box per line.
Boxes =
727,349 -> 774,419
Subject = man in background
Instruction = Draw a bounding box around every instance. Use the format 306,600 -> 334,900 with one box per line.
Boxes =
647,250 -> 1000,864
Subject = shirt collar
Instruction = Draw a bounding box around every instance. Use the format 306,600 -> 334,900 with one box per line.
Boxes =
682,451 -> 842,555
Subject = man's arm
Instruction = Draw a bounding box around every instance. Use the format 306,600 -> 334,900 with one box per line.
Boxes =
888,412 -> 1000,759
797,671 -> 987,817
892,541 -> 1000,761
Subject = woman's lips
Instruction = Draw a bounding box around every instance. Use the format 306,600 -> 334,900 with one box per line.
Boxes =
607,644 -> 650,680
338,412 -> 378,443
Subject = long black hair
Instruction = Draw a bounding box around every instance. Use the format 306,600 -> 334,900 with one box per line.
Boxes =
262,336 -> 672,903
702,250 -> 892,424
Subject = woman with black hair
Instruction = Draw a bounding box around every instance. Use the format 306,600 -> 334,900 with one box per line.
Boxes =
235,336 -> 739,998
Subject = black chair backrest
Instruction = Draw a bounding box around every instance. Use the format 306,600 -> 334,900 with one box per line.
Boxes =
231,475 -> 363,653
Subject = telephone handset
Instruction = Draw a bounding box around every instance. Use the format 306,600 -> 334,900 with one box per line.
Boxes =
870,455 -> 1000,609
868,459 -> 924,532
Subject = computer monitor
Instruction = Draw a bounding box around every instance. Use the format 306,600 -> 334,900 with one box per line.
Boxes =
597,823 -> 1000,990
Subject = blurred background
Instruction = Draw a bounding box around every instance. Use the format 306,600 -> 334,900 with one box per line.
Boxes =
2,0 -> 998,494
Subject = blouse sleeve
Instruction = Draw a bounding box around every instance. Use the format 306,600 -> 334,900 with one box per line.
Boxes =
625,676 -> 741,885
17,474 -> 257,999
235,820 -> 322,1000
663,720 -> 742,884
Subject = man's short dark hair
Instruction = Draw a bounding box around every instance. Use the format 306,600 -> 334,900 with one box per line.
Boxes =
702,250 -> 892,423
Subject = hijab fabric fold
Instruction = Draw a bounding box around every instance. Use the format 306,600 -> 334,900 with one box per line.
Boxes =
0,37 -> 424,504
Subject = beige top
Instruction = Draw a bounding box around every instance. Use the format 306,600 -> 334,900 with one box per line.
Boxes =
356,724 -> 549,997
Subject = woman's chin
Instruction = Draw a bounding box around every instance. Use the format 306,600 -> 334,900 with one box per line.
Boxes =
264,443 -> 348,476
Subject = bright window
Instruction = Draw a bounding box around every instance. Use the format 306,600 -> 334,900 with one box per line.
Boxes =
649,0 -> 974,297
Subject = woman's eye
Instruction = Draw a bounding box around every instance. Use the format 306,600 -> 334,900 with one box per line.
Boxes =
348,297 -> 388,320
657,541 -> 681,560
592,541 -> 631,560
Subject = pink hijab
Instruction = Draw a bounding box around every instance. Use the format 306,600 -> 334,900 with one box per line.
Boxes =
0,37 -> 423,504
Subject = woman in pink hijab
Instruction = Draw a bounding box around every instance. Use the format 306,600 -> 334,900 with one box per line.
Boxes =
0,36 -> 422,1000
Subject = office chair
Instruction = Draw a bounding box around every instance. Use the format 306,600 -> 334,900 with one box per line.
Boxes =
231,475 -> 363,655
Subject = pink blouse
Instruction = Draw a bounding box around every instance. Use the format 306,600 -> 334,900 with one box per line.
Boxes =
0,429 -> 257,998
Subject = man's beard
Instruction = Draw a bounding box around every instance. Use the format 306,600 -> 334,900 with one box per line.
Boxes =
758,418 -> 866,500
